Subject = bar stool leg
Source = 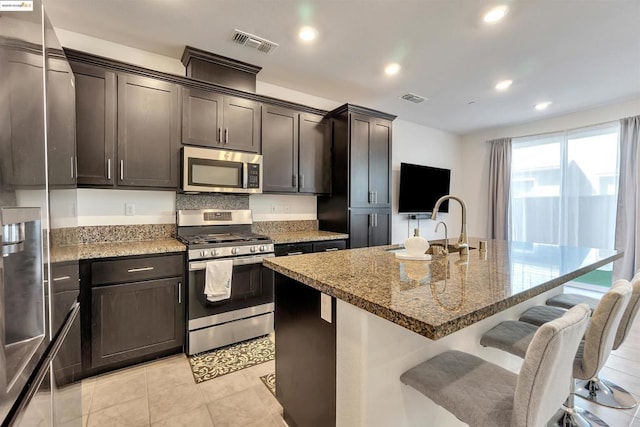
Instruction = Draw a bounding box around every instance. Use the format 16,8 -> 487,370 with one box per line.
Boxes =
546,380 -> 609,427
575,376 -> 638,409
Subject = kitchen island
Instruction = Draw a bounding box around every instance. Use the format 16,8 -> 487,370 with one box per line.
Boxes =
264,240 -> 622,427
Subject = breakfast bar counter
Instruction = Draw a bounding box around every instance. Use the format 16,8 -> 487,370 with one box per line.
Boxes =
264,240 -> 622,427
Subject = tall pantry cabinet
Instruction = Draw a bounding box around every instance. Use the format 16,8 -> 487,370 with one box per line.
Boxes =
318,104 -> 396,248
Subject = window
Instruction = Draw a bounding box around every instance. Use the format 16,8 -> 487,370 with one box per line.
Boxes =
510,123 -> 620,289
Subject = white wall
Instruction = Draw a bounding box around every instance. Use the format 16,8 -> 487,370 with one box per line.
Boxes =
460,98 -> 640,238
56,29 -> 462,230
392,120 -> 463,244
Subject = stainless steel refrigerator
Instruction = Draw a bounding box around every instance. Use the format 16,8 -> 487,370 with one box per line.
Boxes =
0,0 -> 81,425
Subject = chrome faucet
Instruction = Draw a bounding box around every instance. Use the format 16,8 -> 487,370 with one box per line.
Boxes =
431,195 -> 468,255
434,221 -> 448,255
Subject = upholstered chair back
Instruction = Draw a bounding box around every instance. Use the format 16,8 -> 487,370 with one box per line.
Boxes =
512,304 -> 591,427
614,274 -> 640,349
575,280 -> 631,380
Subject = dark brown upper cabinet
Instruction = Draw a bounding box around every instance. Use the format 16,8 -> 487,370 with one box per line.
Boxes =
182,88 -> 259,153
262,106 -> 330,194
72,62 -> 180,189
117,74 -> 180,188
349,113 -> 392,208
72,62 -> 116,186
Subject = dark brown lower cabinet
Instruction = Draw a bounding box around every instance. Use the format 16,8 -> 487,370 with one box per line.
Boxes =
275,272 -> 336,427
81,254 -> 185,376
90,278 -> 183,369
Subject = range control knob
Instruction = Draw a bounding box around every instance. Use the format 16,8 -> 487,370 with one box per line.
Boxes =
231,247 -> 239,255
250,246 -> 257,253
200,250 -> 209,257
212,249 -> 219,257
259,245 -> 267,252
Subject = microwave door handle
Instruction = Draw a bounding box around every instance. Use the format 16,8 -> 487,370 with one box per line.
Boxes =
243,164 -> 248,189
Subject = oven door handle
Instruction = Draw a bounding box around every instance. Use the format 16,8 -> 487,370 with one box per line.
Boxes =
189,254 -> 274,271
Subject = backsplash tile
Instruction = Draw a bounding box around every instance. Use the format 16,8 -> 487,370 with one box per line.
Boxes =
51,224 -> 176,245
176,194 -> 249,210
252,220 -> 318,234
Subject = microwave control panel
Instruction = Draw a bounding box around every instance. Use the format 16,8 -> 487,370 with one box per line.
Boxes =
247,163 -> 260,189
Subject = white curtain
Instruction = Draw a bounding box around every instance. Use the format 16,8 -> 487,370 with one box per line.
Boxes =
487,138 -> 512,239
613,115 -> 640,281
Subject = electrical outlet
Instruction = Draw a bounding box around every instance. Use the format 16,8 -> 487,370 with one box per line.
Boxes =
125,203 -> 135,216
283,204 -> 291,213
270,204 -> 277,213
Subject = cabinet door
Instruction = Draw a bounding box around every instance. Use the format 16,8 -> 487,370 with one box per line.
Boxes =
1,49 -> 45,187
348,210 -> 372,249
222,96 -> 260,153
117,74 -> 180,188
299,113 -> 331,194
72,62 -> 116,186
182,88 -> 223,148
46,57 -> 76,187
369,119 -> 392,207
262,105 -> 298,193
90,278 -> 184,369
371,210 -> 391,246
349,113 -> 372,207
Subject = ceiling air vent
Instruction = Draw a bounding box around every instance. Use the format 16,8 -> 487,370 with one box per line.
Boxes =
231,29 -> 279,54
400,93 -> 427,104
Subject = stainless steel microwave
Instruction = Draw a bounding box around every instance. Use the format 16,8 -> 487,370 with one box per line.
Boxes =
181,146 -> 262,194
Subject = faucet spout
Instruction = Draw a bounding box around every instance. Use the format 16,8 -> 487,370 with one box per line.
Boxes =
431,195 -> 468,255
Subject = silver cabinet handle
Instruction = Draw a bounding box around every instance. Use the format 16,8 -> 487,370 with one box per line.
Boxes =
368,191 -> 373,203
178,282 -> 182,304
300,174 -> 304,189
369,214 -> 374,227
107,158 -> 111,180
218,127 -> 222,143
292,174 -> 298,188
224,128 -> 229,144
75,156 -> 78,179
374,213 -> 378,227
70,157 -> 74,178
325,248 -> 339,252
287,252 -> 304,256
127,266 -> 154,273
374,191 -> 378,204
53,276 -> 71,282
120,160 -> 124,181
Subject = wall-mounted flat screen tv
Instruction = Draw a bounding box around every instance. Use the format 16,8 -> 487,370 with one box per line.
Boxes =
398,163 -> 451,214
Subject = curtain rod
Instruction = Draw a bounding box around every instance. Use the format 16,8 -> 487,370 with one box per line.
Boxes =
484,118 -> 621,143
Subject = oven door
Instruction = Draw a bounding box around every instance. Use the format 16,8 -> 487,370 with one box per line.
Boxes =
187,254 -> 274,329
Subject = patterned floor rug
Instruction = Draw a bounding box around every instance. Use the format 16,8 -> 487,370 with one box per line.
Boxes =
260,372 -> 276,396
188,336 -> 275,384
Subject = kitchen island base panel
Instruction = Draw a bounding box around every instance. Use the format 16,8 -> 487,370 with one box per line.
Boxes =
335,287 -> 562,427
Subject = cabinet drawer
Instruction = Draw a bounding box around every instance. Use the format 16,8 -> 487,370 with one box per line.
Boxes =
49,262 -> 80,292
91,254 -> 184,285
312,240 -> 346,253
274,243 -> 314,257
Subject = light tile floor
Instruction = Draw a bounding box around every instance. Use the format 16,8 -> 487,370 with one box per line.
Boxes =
81,295 -> 640,426
82,356 -> 284,427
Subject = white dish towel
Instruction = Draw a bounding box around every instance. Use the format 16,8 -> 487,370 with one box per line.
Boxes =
204,259 -> 233,302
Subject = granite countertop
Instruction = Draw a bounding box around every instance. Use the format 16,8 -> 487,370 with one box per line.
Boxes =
50,238 -> 186,263
263,239 -> 622,340
268,230 -> 349,245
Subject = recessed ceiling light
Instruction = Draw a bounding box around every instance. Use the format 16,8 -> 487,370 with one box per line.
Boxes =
495,79 -> 513,91
385,63 -> 401,75
484,5 -> 509,23
299,26 -> 318,42
535,101 -> 552,110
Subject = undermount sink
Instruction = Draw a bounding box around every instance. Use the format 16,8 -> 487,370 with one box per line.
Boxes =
426,243 -> 477,255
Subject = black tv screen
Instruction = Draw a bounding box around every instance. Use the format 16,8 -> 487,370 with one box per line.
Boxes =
398,163 -> 451,214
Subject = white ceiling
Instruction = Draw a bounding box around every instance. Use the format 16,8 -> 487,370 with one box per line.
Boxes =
45,0 -> 640,135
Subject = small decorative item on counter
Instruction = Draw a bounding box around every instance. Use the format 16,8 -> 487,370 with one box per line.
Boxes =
404,228 -> 430,256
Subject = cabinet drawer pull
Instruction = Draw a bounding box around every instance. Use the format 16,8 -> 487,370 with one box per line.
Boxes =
127,266 -> 154,273
224,128 -> 229,144
107,158 -> 111,180
53,276 -> 71,282
70,157 -> 74,179
120,160 -> 124,181
218,127 -> 222,143
178,282 -> 182,304
325,248 -> 339,252
287,252 -> 303,256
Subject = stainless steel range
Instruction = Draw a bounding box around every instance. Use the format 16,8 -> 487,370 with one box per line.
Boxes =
177,209 -> 275,355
